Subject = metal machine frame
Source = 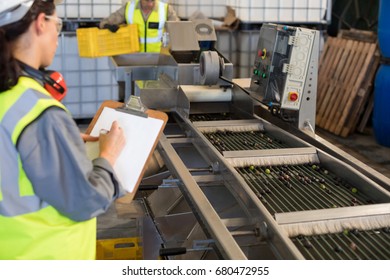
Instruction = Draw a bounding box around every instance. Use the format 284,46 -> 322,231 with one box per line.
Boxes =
109,22 -> 390,260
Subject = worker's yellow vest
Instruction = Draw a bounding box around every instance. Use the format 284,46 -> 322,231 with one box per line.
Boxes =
125,0 -> 168,52
0,77 -> 96,260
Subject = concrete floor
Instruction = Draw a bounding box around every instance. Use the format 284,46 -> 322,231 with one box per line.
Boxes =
316,126 -> 390,180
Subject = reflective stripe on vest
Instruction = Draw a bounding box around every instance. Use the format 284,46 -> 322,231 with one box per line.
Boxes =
0,77 -> 64,215
125,0 -> 167,52
0,77 -> 96,259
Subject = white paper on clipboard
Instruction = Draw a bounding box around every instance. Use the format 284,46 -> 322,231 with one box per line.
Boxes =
85,107 -> 164,193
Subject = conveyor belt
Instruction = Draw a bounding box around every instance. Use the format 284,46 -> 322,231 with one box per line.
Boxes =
236,164 -> 374,214
189,113 -> 237,122
156,112 -> 390,260
194,120 -> 390,260
198,125 -> 376,212
233,157 -> 389,260
203,130 -> 289,152
292,228 -> 390,260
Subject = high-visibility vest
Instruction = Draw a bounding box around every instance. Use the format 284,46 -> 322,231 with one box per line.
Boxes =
0,77 -> 96,260
125,0 -> 168,52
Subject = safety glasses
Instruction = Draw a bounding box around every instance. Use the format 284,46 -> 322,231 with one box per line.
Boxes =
44,15 -> 62,35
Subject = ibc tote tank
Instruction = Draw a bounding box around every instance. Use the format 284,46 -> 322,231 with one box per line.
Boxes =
373,65 -> 390,147
378,0 -> 390,57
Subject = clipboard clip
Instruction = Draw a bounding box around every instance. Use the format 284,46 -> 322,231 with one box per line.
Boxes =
116,96 -> 148,118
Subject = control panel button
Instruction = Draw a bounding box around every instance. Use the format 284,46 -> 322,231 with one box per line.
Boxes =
288,92 -> 299,102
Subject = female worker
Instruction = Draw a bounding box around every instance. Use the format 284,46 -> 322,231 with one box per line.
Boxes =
0,0 -> 126,259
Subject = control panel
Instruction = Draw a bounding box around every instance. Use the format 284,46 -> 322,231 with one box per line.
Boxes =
249,24 -> 318,111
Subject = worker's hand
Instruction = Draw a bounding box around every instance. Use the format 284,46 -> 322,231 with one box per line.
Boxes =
103,24 -> 120,33
99,121 -> 126,166
80,133 -> 99,143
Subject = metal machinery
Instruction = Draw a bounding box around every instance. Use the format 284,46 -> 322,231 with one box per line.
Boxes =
110,19 -> 233,102
110,22 -> 390,260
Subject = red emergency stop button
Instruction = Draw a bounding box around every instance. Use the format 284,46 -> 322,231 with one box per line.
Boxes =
288,92 -> 299,102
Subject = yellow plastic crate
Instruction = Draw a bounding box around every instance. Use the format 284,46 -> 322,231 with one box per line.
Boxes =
96,237 -> 142,260
77,24 -> 139,58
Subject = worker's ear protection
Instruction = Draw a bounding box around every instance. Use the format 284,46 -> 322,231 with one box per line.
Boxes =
18,61 -> 67,101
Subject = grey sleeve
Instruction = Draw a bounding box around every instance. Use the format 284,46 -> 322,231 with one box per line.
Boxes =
18,107 -> 126,221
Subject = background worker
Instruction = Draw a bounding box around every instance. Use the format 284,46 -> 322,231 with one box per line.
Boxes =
0,0 -> 126,259
100,0 -> 179,53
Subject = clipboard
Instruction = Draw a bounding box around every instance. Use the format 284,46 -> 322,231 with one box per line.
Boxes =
85,98 -> 168,203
